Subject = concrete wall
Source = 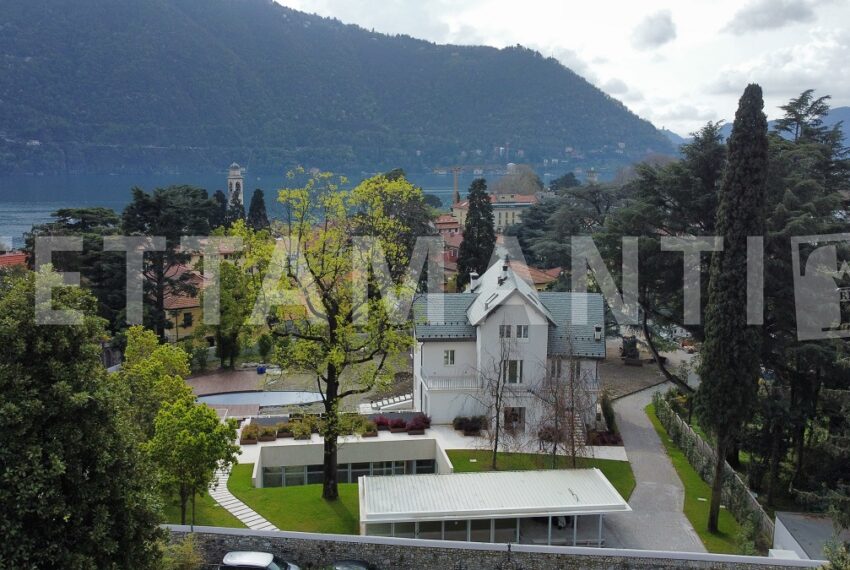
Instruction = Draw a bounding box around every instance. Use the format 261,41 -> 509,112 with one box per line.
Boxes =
418,340 -> 477,378
424,390 -> 483,424
167,526 -> 824,570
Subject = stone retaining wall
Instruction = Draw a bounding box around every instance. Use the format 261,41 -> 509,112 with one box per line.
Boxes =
168,526 -> 822,569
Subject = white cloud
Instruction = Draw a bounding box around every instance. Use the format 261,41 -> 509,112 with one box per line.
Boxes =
631,10 -> 677,50
725,0 -> 825,34
602,78 -> 629,94
708,29 -> 850,99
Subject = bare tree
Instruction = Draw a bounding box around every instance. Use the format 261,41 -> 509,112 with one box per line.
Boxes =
531,345 -> 594,469
476,323 -> 525,470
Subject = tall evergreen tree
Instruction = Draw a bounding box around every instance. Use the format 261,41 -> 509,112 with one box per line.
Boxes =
246,189 -> 270,231
209,190 -> 228,229
122,186 -> 213,339
225,193 -> 245,227
456,178 -> 496,288
695,84 -> 769,533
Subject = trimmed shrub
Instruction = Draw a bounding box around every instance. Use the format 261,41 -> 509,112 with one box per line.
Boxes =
407,414 -> 430,431
389,417 -> 407,430
601,392 -> 618,435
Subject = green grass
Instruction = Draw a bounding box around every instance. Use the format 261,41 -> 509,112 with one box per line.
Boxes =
228,464 -> 360,534
162,492 -> 245,528
446,450 -> 636,501
645,403 -> 744,554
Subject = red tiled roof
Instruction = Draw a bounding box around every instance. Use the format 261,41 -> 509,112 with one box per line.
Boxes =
0,253 -> 27,268
164,294 -> 200,310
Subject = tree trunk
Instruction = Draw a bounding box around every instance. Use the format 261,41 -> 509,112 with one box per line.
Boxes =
642,310 -> 693,394
155,262 -> 166,340
491,404 -> 501,471
708,439 -> 727,533
727,441 -> 740,470
766,430 -> 781,507
322,365 -> 340,501
179,484 -> 189,526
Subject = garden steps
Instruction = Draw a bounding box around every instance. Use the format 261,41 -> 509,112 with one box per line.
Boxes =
209,468 -> 280,531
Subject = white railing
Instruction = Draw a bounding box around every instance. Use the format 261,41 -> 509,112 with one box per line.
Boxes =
422,375 -> 482,391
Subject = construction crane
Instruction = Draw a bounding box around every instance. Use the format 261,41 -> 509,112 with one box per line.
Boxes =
432,164 -> 500,204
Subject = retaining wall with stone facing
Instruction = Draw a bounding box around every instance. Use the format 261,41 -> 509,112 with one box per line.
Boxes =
167,526 -> 822,569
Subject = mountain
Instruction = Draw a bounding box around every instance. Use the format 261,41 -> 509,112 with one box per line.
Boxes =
717,106 -> 850,143
0,0 -> 673,176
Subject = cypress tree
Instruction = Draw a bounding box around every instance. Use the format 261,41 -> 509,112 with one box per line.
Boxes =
210,190 -> 228,229
225,193 -> 245,227
456,178 -> 496,288
695,84 -> 769,533
247,188 -> 270,231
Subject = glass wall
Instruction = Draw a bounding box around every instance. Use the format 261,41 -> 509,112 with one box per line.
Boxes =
262,459 -> 436,488
364,516 -> 604,547
443,520 -> 468,541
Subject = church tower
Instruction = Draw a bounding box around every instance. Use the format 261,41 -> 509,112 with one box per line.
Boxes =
227,162 -> 244,205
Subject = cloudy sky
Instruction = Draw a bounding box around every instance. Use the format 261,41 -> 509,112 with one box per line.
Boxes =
274,0 -> 850,136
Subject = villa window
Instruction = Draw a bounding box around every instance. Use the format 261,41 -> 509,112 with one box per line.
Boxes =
499,324 -> 512,338
515,324 -> 528,339
502,359 -> 523,384
504,407 -> 526,432
550,357 -> 562,378
443,349 -> 455,366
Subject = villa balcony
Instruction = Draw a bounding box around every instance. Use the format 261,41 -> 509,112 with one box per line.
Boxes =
421,374 -> 482,391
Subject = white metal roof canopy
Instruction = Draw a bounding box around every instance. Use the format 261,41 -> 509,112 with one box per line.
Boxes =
359,469 -> 631,524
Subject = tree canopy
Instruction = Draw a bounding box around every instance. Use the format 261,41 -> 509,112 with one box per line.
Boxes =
0,269 -> 162,569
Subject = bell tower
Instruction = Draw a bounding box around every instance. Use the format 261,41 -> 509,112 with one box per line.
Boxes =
227,162 -> 244,205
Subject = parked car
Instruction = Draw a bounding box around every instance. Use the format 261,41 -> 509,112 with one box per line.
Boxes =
221,551 -> 300,570
324,561 -> 374,570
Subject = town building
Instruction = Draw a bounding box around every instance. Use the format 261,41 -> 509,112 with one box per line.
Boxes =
412,256 -> 605,435
451,193 -> 538,233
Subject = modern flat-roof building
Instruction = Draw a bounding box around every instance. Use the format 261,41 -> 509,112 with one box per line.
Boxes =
773,511 -> 849,560
359,469 -> 629,546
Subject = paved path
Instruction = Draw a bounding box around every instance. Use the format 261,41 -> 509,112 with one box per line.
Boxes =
603,384 -> 706,552
208,468 -> 278,531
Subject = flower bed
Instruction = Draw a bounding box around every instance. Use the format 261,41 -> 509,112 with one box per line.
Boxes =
240,423 -> 259,445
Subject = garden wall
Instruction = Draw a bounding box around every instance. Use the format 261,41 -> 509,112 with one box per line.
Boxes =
651,393 -> 775,545
167,526 -> 822,569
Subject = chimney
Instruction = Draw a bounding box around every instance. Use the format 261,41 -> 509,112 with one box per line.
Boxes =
499,254 -> 510,284
469,272 -> 480,290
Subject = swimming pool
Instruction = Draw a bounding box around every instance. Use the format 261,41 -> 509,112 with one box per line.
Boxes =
197,390 -> 322,406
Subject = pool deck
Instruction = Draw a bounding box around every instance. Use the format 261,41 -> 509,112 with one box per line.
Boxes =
187,369 -> 265,396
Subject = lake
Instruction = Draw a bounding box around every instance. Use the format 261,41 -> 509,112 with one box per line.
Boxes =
0,171 -> 479,248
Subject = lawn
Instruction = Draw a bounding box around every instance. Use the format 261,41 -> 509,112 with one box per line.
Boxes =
446,450 -> 636,501
645,403 -> 745,554
228,464 -> 360,534
162,492 -> 245,528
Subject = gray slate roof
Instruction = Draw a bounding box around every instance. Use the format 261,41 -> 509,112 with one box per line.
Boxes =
539,292 -> 605,358
413,290 -> 605,358
413,293 -> 477,341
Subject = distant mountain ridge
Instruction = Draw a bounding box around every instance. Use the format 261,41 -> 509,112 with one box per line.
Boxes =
666,106 -> 850,147
0,0 -> 673,176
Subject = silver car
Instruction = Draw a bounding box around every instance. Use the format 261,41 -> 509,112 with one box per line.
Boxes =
221,551 -> 301,570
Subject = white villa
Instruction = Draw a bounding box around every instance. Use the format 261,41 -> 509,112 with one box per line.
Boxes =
412,256 -> 606,435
